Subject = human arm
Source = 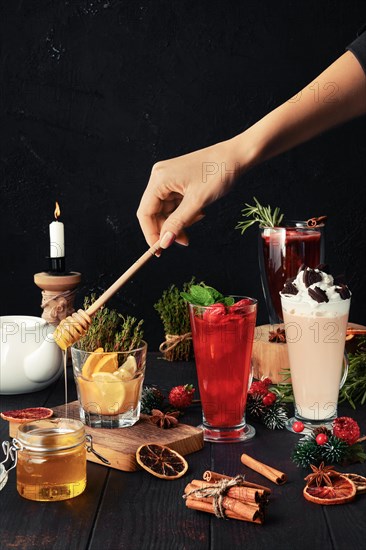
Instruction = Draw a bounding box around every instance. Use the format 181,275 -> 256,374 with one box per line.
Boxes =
137,45 -> 366,249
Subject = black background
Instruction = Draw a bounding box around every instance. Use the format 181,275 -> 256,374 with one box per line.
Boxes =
1,1 -> 365,349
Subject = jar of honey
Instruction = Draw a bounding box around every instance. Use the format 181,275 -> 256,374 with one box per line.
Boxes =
15,418 -> 86,502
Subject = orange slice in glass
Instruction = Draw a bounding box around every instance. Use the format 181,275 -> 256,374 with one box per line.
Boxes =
81,347 -> 104,379
92,354 -> 118,375
136,443 -> 188,480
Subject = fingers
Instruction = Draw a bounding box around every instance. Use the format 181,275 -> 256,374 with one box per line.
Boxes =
137,185 -> 164,247
159,199 -> 205,249
137,161 -> 205,249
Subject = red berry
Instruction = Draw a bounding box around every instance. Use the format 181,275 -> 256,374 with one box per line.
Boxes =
261,377 -> 272,387
203,303 -> 226,321
333,417 -> 360,446
229,299 -> 252,314
292,421 -> 305,433
168,384 -> 195,409
316,433 -> 329,445
262,392 -> 276,406
248,381 -> 268,396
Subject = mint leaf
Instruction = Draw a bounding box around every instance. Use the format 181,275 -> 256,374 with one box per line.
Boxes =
189,285 -> 215,306
222,296 -> 235,306
181,282 -> 235,307
205,286 -> 224,303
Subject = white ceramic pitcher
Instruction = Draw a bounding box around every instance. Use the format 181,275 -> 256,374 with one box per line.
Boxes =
0,316 -> 63,394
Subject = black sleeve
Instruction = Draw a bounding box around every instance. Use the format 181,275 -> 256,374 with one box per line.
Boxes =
346,25 -> 366,74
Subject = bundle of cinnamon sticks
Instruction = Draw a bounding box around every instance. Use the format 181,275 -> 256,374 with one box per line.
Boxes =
183,471 -> 271,524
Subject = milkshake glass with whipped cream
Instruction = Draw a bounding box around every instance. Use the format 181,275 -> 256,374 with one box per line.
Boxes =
280,265 -> 350,430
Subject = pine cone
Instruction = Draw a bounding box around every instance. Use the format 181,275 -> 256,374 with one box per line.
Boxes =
141,386 -> 165,414
313,426 -> 332,438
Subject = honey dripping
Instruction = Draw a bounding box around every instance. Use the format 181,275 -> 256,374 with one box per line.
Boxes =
63,350 -> 68,418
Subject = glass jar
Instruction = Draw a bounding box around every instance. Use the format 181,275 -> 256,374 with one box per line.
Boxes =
15,418 -> 86,502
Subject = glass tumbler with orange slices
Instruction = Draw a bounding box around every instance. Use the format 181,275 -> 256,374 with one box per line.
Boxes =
71,342 -> 147,428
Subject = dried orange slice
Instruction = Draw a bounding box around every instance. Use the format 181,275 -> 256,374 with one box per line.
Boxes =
0,407 -> 53,423
343,473 -> 366,494
304,474 -> 356,505
136,443 -> 188,480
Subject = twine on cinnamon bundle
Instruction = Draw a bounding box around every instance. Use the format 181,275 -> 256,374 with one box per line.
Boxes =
183,475 -> 247,519
159,332 -> 192,355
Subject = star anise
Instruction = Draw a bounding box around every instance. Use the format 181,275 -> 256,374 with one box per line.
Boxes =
268,328 -> 286,343
304,462 -> 339,487
149,409 -> 180,429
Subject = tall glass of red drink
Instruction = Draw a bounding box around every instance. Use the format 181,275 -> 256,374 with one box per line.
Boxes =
189,297 -> 257,442
259,222 -> 325,324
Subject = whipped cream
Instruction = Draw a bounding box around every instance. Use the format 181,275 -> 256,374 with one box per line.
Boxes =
280,266 -> 351,316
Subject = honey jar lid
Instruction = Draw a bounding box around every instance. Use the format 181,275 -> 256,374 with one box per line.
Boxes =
16,418 -> 85,452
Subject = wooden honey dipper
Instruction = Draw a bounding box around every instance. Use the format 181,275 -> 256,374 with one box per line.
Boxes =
53,240 -> 161,350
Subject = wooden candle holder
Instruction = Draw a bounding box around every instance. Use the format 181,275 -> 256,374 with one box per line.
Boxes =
34,272 -> 81,326
252,324 -> 290,384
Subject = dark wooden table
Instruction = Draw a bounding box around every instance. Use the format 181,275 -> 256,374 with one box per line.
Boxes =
1,353 -> 365,550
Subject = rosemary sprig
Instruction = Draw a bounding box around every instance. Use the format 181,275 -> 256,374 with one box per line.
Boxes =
235,197 -> 284,234
77,294 -> 144,352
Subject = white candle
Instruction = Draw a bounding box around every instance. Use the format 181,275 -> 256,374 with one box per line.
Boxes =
49,202 -> 65,258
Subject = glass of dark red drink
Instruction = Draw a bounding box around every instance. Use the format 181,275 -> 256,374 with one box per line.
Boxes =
259,222 -> 324,324
189,297 -> 257,442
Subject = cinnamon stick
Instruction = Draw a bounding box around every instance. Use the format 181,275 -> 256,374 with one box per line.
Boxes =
240,454 -> 287,485
185,497 -> 263,524
187,479 -> 267,505
203,470 -> 271,494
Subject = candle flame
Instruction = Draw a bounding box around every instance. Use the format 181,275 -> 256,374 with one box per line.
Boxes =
54,201 -> 61,220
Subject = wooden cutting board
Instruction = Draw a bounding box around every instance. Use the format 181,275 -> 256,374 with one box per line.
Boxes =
9,401 -> 204,472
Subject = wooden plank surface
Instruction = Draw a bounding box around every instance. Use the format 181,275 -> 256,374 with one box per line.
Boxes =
1,353 -> 366,550
0,373 -> 109,550
8,400 -> 204,472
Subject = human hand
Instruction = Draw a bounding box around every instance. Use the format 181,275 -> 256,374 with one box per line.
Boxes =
137,138 -> 245,249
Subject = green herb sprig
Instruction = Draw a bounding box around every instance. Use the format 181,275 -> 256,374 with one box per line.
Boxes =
339,337 -> 366,408
77,294 -> 144,352
181,282 -> 234,307
236,197 -> 284,234
154,279 -> 194,361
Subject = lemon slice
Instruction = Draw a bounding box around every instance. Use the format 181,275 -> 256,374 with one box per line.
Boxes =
91,372 -> 126,415
92,372 -> 120,383
81,347 -> 104,379
114,356 -> 137,381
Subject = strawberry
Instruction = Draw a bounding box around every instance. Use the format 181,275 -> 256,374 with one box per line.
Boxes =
168,384 -> 195,409
203,303 -> 226,321
229,298 -> 252,314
